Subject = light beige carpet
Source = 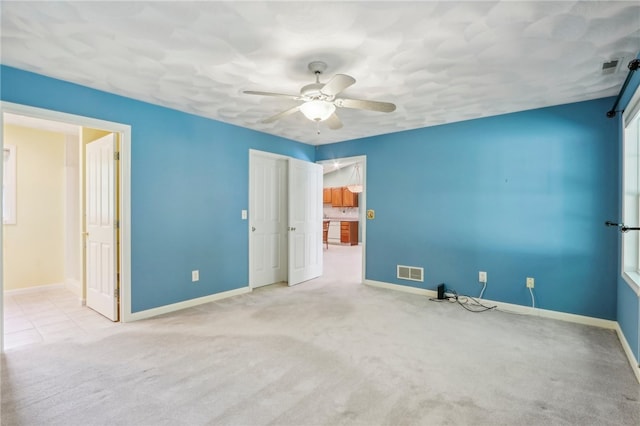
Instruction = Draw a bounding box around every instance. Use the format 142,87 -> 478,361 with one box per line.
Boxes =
2,246 -> 639,425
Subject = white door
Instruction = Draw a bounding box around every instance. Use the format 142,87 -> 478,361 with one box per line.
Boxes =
249,154 -> 287,288
288,158 -> 323,286
85,133 -> 118,321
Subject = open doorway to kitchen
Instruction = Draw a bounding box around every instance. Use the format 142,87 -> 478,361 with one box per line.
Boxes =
317,155 -> 365,283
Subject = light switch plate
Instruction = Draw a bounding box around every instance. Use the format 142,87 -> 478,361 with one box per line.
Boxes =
241,210 -> 247,220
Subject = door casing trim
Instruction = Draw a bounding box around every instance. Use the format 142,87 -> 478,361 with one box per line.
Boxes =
316,155 -> 367,283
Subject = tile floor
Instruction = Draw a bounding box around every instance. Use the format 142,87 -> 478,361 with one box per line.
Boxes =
3,286 -> 118,350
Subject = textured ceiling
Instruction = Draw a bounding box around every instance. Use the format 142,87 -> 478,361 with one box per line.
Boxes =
1,1 -> 639,145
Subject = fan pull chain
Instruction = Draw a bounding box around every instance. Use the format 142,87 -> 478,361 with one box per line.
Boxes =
316,121 -> 321,135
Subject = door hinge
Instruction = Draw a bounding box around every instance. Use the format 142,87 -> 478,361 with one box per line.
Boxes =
115,219 -> 119,229
115,272 -> 120,298
114,152 -> 120,161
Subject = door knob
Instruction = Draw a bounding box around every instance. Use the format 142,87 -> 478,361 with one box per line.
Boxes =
251,226 -> 256,232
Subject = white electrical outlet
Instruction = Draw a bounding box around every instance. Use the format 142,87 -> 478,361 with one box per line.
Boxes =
479,271 -> 487,283
192,270 -> 199,282
526,277 -> 534,288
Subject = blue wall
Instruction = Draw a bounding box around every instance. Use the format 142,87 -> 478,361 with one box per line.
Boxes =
317,98 -> 619,320
0,66 -> 314,312
2,64 -> 634,340
618,281 -> 639,361
615,55 -> 640,363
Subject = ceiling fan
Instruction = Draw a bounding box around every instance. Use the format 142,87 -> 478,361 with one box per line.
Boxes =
244,61 -> 396,131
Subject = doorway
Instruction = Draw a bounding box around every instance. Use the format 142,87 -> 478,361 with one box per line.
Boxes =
317,155 -> 366,283
0,102 -> 132,351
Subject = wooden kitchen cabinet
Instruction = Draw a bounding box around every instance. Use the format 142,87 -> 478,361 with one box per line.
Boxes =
342,187 -> 359,207
331,187 -> 343,207
323,188 -> 332,203
330,186 -> 358,207
340,221 -> 358,245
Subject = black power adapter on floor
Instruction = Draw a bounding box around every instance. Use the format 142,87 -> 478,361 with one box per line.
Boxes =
437,283 -> 445,300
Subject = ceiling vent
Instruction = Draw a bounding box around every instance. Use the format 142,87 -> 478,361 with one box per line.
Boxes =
602,57 -> 630,75
397,265 -> 424,282
602,59 -> 619,75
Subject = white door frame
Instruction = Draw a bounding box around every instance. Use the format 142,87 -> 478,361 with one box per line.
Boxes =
316,155 -> 367,283
0,101 -> 132,351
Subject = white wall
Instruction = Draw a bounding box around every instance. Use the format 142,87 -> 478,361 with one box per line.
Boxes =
2,125 -> 65,290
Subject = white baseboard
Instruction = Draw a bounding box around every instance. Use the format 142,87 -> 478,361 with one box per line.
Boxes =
3,282 -> 65,295
364,279 -> 616,328
65,279 -> 82,297
480,299 -> 617,329
125,286 -> 252,322
364,279 -> 638,382
615,322 -> 640,384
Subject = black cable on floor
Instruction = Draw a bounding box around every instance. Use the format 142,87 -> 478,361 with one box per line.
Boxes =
429,289 -> 496,313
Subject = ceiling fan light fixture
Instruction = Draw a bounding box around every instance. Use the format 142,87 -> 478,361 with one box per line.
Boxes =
299,100 -> 335,122
347,184 -> 363,193
244,61 -> 394,129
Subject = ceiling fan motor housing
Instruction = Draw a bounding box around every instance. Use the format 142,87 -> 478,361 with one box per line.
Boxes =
308,61 -> 328,74
301,82 -> 331,100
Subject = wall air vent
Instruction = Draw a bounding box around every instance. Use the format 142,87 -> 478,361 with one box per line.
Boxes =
397,265 -> 424,282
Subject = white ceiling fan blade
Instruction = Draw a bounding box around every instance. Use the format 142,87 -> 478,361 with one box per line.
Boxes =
325,113 -> 343,130
262,105 -> 300,124
320,74 -> 356,96
244,90 -> 301,100
335,97 -> 396,113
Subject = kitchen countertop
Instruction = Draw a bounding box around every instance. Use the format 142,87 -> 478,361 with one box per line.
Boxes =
324,218 -> 359,222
